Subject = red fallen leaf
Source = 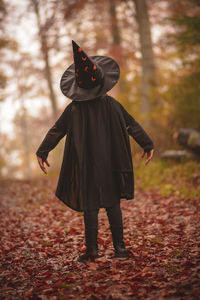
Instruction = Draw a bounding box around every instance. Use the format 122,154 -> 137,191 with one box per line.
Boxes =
13,257 -> 23,263
112,274 -> 121,281
35,282 -> 45,287
96,256 -> 107,263
68,228 -> 80,235
63,260 -> 71,265
42,288 -> 53,294
180,270 -> 189,275
93,273 -> 106,280
141,266 -> 151,273
37,270 -> 53,278
131,282 -> 139,290
24,288 -> 33,297
66,277 -> 76,283
88,262 -> 98,270
98,237 -> 105,245
86,294 -> 99,300
53,280 -> 64,288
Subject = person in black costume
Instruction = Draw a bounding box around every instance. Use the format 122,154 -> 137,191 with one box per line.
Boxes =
36,40 -> 154,262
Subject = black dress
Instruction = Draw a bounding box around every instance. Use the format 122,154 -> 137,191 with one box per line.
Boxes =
36,95 -> 154,212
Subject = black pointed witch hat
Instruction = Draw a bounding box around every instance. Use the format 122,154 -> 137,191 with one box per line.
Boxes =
60,40 -> 120,101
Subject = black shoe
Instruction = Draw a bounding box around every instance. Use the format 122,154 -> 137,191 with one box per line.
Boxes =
77,251 -> 99,262
114,245 -> 130,258
110,226 -> 130,258
106,204 -> 130,259
77,227 -> 99,262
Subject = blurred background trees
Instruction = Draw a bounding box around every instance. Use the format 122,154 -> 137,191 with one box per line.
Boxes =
0,0 -> 199,179
166,0 -> 200,131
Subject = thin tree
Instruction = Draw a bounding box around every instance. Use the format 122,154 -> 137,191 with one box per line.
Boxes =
109,0 -> 121,59
30,0 -> 58,118
133,0 -> 157,121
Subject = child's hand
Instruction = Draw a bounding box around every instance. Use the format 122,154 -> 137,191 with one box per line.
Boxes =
141,149 -> 154,165
37,156 -> 50,174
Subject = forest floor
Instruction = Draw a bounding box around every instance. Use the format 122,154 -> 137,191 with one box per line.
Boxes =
0,177 -> 199,300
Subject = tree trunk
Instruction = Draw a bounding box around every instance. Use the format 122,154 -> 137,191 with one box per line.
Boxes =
109,0 -> 123,64
133,0 -> 157,120
109,0 -> 125,99
109,0 -> 121,46
21,106 -> 32,179
31,0 -> 58,118
176,128 -> 200,156
41,34 -> 58,118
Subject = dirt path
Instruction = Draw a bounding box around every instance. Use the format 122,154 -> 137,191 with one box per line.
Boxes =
0,178 -> 199,299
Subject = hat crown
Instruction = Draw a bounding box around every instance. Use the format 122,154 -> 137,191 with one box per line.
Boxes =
72,40 -> 104,89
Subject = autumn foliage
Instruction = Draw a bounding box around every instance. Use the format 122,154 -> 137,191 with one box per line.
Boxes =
0,177 -> 199,299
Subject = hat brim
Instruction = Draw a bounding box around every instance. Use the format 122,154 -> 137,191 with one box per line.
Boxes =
60,56 -> 120,101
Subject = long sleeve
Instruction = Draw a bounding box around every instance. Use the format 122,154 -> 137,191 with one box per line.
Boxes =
120,104 -> 154,152
36,103 -> 72,161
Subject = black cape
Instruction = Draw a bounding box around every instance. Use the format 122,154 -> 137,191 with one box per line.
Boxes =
36,95 -> 154,212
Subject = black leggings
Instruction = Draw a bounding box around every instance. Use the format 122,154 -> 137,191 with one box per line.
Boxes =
84,203 -> 123,230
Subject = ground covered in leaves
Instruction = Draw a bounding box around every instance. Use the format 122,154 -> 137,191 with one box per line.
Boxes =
0,177 -> 199,300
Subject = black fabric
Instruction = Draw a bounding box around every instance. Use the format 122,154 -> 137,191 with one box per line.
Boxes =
106,203 -> 127,253
83,203 -> 126,253
83,203 -> 123,243
83,210 -> 99,254
83,203 -> 123,230
72,40 -> 104,89
106,203 -> 123,229
84,209 -> 99,230
36,95 -> 154,212
60,56 -> 120,101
